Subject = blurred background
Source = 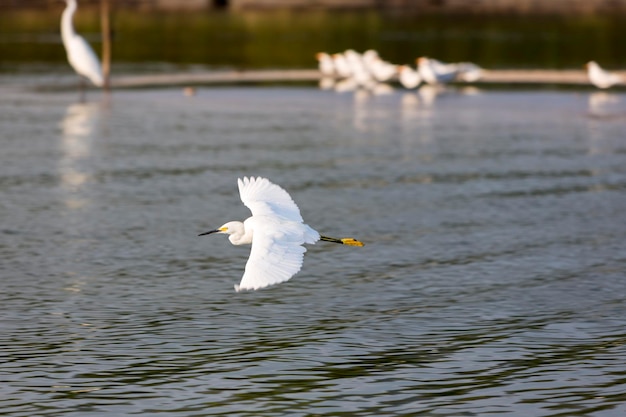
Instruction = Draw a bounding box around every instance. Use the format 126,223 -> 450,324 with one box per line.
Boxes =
1,0 -> 625,75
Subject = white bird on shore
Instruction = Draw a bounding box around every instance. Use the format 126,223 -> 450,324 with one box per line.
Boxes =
362,49 -> 380,65
455,62 -> 483,82
352,67 -> 375,88
61,0 -> 104,89
332,53 -> 352,78
199,177 -> 363,291
586,61 -> 622,89
359,49 -> 397,82
369,58 -> 398,82
315,52 -> 335,77
398,65 -> 422,89
344,49 -> 364,68
417,57 -> 459,85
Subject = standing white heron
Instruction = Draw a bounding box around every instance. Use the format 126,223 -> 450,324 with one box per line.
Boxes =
199,177 -> 363,291
61,0 -> 104,90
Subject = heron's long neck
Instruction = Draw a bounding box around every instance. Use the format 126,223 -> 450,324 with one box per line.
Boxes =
61,0 -> 77,43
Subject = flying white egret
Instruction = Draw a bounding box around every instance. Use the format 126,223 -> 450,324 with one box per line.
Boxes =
586,61 -> 622,89
199,177 -> 363,291
61,0 -> 104,89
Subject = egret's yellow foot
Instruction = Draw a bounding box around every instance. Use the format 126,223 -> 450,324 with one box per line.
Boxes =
341,238 -> 364,247
320,235 -> 364,246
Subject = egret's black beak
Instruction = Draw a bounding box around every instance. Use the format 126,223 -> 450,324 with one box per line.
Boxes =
198,229 -> 219,237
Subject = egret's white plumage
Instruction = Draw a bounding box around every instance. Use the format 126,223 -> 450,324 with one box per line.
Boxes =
61,0 -> 104,87
199,177 -> 363,291
586,61 -> 622,89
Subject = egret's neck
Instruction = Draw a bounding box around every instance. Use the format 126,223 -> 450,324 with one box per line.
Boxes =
61,0 -> 77,43
228,221 -> 253,245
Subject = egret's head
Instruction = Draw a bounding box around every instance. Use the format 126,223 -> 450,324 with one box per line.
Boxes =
198,224 -> 228,236
199,221 -> 249,245
198,221 -> 240,237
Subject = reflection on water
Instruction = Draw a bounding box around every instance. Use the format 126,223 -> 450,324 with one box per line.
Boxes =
56,101 -> 106,315
1,87 -> 626,417
586,92 -> 625,158
59,102 -> 100,195
588,91 -> 622,117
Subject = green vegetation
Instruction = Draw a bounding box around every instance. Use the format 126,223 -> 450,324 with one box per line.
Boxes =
1,9 -> 624,70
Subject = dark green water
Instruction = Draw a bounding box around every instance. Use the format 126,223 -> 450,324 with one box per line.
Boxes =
1,9 -> 625,71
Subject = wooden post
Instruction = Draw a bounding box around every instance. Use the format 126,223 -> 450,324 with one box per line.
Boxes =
101,0 -> 111,91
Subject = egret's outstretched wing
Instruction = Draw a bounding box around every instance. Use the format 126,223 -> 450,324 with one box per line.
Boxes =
236,216 -> 308,291
238,176 -> 303,222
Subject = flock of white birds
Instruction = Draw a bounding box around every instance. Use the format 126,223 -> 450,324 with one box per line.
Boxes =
316,49 -> 483,93
316,49 -> 624,92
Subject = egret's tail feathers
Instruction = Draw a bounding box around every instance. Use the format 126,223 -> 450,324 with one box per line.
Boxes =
320,235 -> 364,247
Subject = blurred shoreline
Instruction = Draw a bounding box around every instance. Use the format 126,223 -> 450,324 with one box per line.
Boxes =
7,68 -> 623,91
110,68 -> 619,88
5,0 -> 626,15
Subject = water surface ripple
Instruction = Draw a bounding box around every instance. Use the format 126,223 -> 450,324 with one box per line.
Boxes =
1,86 -> 626,416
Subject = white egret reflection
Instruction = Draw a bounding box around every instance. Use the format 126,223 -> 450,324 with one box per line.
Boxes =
58,101 -> 101,207
588,91 -> 621,116
586,92 -> 625,156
